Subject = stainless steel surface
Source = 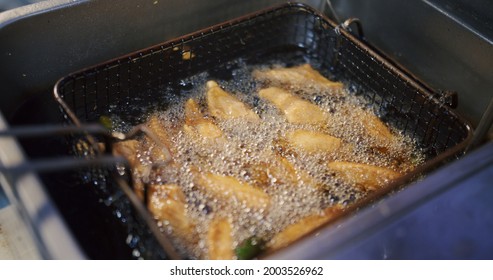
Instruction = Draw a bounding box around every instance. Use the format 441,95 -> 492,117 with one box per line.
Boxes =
0,0 -> 45,12
0,113 -> 85,259
0,0 -> 322,117
0,0 -> 491,259
330,0 -> 493,126
0,205 -> 40,259
52,3 -> 471,258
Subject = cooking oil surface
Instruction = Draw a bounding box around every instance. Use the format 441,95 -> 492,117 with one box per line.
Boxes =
111,59 -> 425,259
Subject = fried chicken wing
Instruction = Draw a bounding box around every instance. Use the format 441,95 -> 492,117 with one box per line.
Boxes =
258,87 -> 326,125
286,129 -> 342,154
250,155 -> 318,189
253,63 -> 343,90
359,109 -> 395,145
148,184 -> 195,239
206,80 -> 259,121
112,139 -> 140,167
144,115 -> 174,163
113,60 -> 424,259
194,172 -> 270,210
207,217 -> 235,260
327,161 -> 401,190
113,116 -> 176,199
268,206 -> 342,251
183,98 -> 224,140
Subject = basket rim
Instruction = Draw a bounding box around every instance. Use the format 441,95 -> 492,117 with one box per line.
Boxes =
52,1 -> 474,259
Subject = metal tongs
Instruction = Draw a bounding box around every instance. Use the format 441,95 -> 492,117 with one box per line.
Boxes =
0,110 -> 179,260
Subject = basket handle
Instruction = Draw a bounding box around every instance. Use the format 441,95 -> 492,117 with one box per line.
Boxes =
466,97 -> 493,152
334,18 -> 365,40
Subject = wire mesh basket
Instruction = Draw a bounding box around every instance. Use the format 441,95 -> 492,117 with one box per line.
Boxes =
54,2 -> 472,259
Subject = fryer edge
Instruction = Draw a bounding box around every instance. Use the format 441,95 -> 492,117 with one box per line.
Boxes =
0,0 -> 477,259
0,113 -> 86,259
53,2 -> 473,259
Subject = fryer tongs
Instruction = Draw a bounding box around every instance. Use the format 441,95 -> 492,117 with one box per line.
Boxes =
0,124 -> 181,259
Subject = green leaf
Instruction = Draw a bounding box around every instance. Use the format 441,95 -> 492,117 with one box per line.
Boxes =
235,236 -> 265,260
99,115 -> 113,130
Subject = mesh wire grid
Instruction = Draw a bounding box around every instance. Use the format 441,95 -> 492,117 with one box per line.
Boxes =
332,33 -> 471,157
54,3 -> 472,258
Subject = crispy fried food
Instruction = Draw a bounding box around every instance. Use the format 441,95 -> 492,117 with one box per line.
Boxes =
258,87 -> 326,125
286,129 -> 342,154
112,139 -> 140,167
250,155 -> 320,189
112,139 -> 147,199
144,115 -> 174,163
116,62 -> 423,259
361,111 -> 394,144
194,172 -> 270,210
333,105 -> 394,151
327,161 -> 401,190
206,80 -> 259,121
248,156 -> 311,188
268,206 -> 342,251
207,217 -> 235,260
253,63 -> 343,90
112,116 -> 176,200
183,98 -> 224,140
148,184 -> 195,238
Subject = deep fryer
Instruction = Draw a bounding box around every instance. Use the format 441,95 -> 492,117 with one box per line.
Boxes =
1,0 -> 491,259
52,3 -> 471,259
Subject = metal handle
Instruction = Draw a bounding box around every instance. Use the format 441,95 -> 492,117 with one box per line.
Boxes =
466,97 -> 493,152
0,155 -> 126,177
0,154 -> 182,260
0,121 -> 172,160
334,17 -> 365,40
0,123 -> 108,138
326,0 -> 365,40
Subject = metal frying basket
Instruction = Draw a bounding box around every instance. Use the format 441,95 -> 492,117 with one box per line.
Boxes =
54,3 -> 472,258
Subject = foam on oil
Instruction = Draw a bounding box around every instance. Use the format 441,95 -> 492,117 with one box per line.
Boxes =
113,59 -> 426,259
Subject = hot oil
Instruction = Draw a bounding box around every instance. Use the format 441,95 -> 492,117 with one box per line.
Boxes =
115,59 -> 426,259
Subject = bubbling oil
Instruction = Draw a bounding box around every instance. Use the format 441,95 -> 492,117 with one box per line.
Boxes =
118,60 -> 426,259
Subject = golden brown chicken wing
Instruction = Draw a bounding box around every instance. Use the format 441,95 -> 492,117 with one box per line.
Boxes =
147,184 -> 195,239
207,217 -> 235,260
249,154 -> 319,189
112,139 -> 140,168
286,129 -> 342,154
253,63 -> 343,90
183,98 -> 224,141
268,205 -> 342,251
194,172 -> 270,210
327,161 -> 401,190
258,87 -> 326,125
206,80 -> 259,121
358,109 -> 395,145
144,115 -> 174,164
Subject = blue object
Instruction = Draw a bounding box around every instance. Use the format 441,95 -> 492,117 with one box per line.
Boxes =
0,0 -> 45,12
0,185 -> 9,209
334,159 -> 493,259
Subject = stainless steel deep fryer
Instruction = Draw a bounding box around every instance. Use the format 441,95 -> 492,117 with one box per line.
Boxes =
51,3 -> 472,259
